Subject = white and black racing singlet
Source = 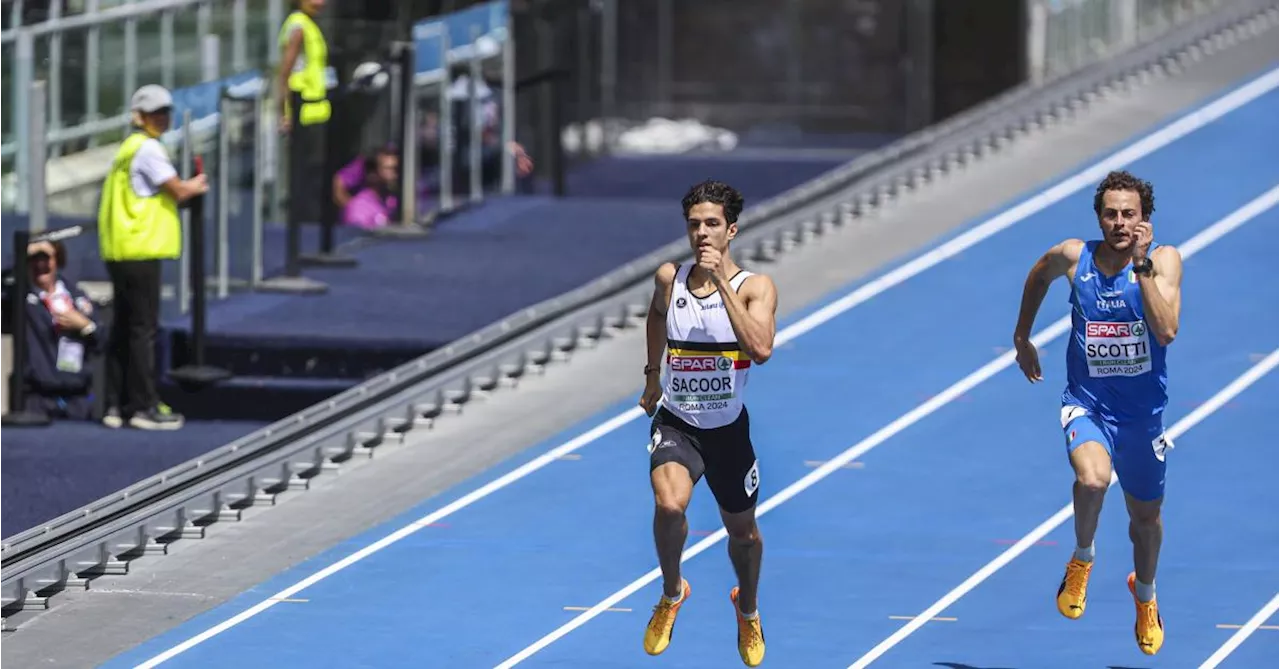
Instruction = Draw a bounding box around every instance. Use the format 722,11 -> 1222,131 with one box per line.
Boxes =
661,263 -> 754,429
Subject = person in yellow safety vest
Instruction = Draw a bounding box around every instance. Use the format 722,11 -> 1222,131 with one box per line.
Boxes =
277,0 -> 331,132
97,84 -> 208,431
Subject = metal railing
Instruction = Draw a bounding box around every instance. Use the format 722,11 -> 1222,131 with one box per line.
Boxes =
1026,0 -> 1230,84
5,57 -> 265,323
4,0 -> 516,317
408,0 -> 517,216
3,0 -> 1273,628
2,0 -> 286,213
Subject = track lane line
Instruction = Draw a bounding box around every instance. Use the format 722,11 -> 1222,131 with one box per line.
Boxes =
492,188 -> 1279,667
133,69 -> 1280,669
1198,593 -> 1280,668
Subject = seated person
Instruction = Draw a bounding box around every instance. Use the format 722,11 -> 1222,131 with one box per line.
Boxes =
15,239 -> 102,421
332,145 -> 403,230
446,72 -> 534,190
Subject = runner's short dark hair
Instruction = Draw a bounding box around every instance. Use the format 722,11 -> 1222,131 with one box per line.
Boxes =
1093,170 -> 1155,220
683,180 -> 744,224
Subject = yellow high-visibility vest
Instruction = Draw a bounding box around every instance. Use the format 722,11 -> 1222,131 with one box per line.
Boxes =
98,132 -> 182,262
279,10 -> 331,126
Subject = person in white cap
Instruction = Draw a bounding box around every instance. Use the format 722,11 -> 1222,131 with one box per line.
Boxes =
96,84 -> 208,430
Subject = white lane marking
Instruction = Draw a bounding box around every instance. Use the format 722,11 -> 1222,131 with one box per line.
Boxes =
1198,593 -> 1280,669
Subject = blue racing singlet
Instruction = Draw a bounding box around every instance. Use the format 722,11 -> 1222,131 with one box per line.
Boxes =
1062,240 -> 1169,423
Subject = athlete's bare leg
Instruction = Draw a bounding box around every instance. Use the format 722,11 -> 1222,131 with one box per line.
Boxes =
1125,493 -> 1163,586
1124,491 -> 1165,655
651,462 -> 694,599
1069,441 -> 1113,549
1057,440 -> 1113,619
720,505 -> 763,614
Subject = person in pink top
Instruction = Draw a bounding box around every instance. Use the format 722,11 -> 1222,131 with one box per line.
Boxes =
332,146 -> 401,230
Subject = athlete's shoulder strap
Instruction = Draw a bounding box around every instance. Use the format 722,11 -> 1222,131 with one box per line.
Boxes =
668,263 -> 690,305
1077,241 -> 1100,272
728,270 -> 754,292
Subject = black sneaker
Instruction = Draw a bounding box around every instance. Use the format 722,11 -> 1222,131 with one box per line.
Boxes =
129,403 -> 185,430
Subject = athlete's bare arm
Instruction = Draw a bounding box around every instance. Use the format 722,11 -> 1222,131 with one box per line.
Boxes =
716,273 -> 778,365
1013,239 -> 1084,382
1135,244 -> 1182,346
639,263 -> 678,415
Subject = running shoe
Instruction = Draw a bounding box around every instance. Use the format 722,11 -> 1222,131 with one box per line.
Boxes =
1056,557 -> 1093,619
730,587 -> 765,667
643,579 -> 690,656
1128,572 -> 1164,655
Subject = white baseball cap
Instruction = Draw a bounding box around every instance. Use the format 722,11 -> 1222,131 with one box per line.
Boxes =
130,84 -> 173,113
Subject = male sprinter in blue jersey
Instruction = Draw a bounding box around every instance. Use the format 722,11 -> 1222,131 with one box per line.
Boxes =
1012,170 -> 1181,655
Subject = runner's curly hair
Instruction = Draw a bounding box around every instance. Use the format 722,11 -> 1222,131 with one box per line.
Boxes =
682,180 -> 744,224
1093,170 -> 1155,220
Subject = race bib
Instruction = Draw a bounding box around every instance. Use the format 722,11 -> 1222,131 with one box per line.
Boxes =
56,337 -> 84,374
743,460 -> 760,496
1084,320 -> 1151,378
667,353 -> 737,413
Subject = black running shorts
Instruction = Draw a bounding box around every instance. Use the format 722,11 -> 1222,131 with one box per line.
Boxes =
648,406 -> 760,514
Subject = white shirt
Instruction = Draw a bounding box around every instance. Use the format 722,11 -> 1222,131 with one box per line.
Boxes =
129,137 -> 178,197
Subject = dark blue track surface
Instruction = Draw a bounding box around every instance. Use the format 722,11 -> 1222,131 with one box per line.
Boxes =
100,71 -> 1279,668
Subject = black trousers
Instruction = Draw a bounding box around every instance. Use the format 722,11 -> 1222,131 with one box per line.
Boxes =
105,259 -> 162,415
290,120 -> 327,224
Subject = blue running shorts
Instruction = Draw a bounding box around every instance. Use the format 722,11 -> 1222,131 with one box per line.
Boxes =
1061,404 -> 1172,501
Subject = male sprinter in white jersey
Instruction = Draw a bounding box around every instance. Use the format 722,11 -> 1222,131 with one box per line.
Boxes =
637,180 -> 778,666
1012,170 -> 1182,655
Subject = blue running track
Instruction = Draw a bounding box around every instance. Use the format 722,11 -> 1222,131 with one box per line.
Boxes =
102,69 -> 1280,669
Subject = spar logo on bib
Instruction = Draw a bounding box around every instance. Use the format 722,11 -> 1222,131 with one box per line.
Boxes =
1085,321 -> 1145,338
670,355 -> 733,372
668,353 -> 737,410
1085,320 -> 1151,378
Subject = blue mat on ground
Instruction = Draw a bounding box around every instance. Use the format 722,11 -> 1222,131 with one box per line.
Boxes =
173,196 -> 676,344
1,419 -> 268,539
